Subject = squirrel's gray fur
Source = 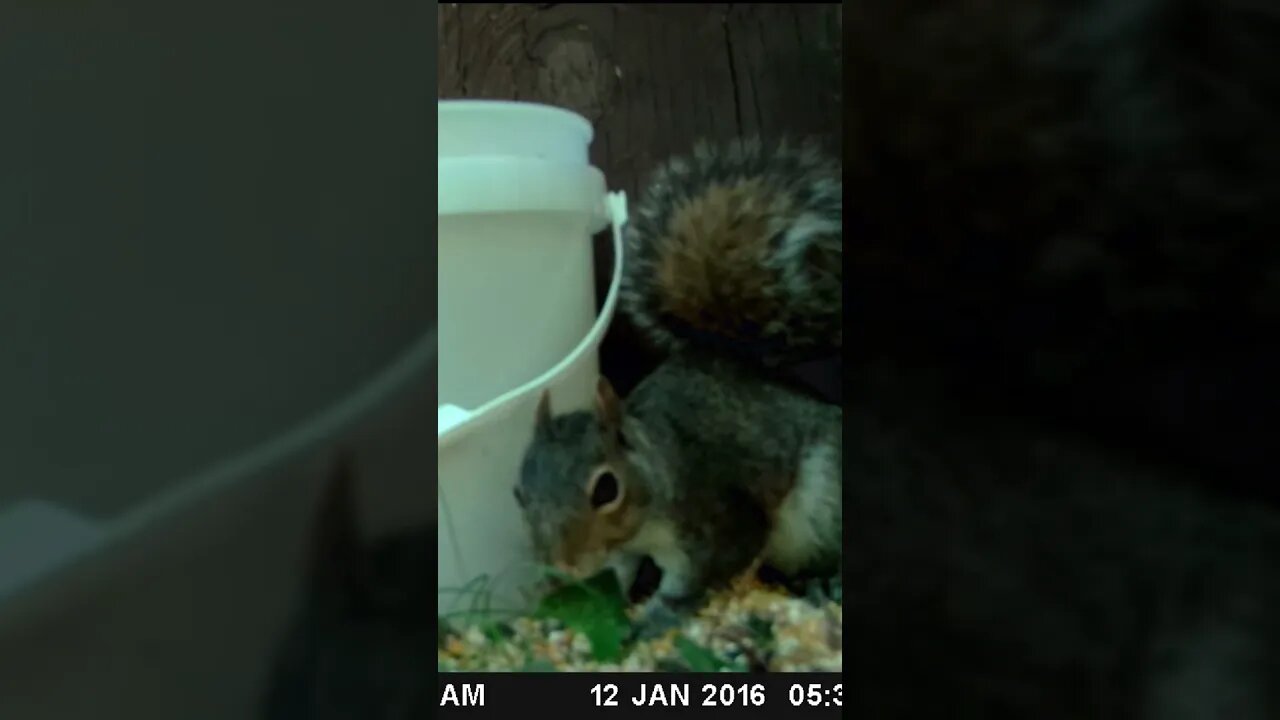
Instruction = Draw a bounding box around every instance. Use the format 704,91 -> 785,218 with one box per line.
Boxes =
517,351 -> 841,606
619,137 -> 842,369
516,137 -> 844,615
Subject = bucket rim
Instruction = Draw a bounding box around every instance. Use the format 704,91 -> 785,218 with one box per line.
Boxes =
437,157 -> 608,227
437,100 -> 594,142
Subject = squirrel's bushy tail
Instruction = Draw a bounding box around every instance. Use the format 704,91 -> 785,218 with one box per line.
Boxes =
619,137 -> 842,368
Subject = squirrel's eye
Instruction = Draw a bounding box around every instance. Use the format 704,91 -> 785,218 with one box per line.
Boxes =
589,471 -> 619,509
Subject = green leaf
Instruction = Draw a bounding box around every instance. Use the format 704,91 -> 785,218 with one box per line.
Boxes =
674,635 -> 731,672
519,658 -> 560,672
480,620 -> 514,643
533,569 -> 631,663
746,615 -> 774,649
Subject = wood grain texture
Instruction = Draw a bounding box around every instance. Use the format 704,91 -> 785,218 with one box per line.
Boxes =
438,3 -> 842,392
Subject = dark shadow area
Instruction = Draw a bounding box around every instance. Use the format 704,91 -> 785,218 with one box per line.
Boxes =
843,2 -> 1280,717
845,1 -> 1280,505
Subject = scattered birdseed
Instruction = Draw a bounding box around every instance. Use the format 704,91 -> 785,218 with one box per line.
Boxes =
438,568 -> 842,672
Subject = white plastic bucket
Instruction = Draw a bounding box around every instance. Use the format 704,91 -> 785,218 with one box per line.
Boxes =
438,125 -> 628,612
437,156 -> 609,412
437,192 -> 627,613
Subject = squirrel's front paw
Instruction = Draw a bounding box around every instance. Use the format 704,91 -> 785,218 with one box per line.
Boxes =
632,597 -> 693,640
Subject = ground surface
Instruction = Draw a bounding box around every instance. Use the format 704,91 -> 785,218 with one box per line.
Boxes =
438,569 -> 842,672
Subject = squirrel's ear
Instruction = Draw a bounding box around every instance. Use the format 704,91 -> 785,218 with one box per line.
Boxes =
594,376 -> 623,428
535,390 -> 553,433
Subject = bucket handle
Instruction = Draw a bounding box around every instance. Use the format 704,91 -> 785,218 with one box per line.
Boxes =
437,191 -> 628,446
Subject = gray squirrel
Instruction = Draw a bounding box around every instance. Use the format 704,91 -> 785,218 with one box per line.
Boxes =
513,138 -> 843,626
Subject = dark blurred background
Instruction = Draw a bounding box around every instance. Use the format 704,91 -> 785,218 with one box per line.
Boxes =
845,1 -> 1279,505
0,0 -> 432,518
0,0 -> 431,717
